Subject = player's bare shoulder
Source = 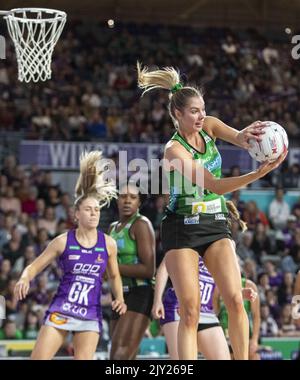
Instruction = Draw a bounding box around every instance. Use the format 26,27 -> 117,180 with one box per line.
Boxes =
52,232 -> 68,255
203,115 -> 217,138
164,139 -> 176,154
164,138 -> 184,162
131,215 -> 154,235
108,221 -> 118,234
104,234 -> 117,256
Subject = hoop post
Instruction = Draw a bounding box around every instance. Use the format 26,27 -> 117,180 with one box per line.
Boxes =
0,11 -> 13,16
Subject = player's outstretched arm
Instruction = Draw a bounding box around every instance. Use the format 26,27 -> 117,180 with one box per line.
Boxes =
165,143 -> 287,196
205,116 -> 268,149
14,233 -> 67,301
105,235 -> 127,315
152,258 -> 168,320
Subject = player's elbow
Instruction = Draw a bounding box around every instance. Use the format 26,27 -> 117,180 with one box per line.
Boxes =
108,271 -> 119,282
143,263 -> 155,279
145,267 -> 155,279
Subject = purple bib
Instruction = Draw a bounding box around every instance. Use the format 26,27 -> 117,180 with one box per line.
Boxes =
47,229 -> 108,321
198,259 -> 216,314
162,258 -> 216,324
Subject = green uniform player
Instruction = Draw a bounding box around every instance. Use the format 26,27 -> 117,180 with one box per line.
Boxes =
108,184 -> 155,360
110,211 -> 151,289
168,129 -> 228,216
137,62 -> 281,359
162,129 -> 232,257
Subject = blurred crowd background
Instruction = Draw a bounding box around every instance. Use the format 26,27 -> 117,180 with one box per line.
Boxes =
0,19 -> 300,352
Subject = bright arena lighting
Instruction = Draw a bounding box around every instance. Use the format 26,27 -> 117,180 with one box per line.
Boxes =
107,19 -> 115,28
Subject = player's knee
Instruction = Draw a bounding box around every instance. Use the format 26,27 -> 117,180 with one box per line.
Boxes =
180,301 -> 199,327
226,293 -> 244,314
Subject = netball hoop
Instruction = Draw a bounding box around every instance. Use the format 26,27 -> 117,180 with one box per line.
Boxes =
0,8 -> 67,83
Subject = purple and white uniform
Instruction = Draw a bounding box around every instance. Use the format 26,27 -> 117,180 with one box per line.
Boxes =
44,229 -> 108,333
161,258 -> 219,325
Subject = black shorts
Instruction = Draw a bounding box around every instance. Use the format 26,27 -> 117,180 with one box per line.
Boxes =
197,322 -> 220,331
161,211 -> 232,257
111,285 -> 154,320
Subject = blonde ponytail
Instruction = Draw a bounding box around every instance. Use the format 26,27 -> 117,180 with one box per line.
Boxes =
75,151 -> 117,208
226,200 -> 247,232
137,62 -> 202,129
137,61 -> 180,96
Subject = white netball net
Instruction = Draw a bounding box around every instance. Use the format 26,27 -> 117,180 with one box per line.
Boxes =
4,8 -> 66,83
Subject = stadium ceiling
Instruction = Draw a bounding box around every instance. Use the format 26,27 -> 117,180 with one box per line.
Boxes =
4,0 -> 300,29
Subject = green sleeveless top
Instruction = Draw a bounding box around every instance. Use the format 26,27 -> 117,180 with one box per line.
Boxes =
218,277 -> 253,338
109,212 -> 151,288
166,129 -> 228,215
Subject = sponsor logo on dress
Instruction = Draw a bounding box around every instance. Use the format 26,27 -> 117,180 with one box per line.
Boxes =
69,255 -> 80,260
96,254 -> 104,263
82,249 -> 93,254
75,276 -> 95,285
204,154 -> 222,172
215,213 -> 226,221
192,201 -> 207,214
62,302 -> 88,317
49,312 -> 68,325
117,239 -> 125,249
191,198 -> 222,214
69,245 -> 80,250
72,263 -> 101,277
184,215 -> 200,225
95,247 -> 104,252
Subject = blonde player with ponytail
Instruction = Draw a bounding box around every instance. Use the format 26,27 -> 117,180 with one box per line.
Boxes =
137,62 -> 287,359
14,151 -> 126,360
